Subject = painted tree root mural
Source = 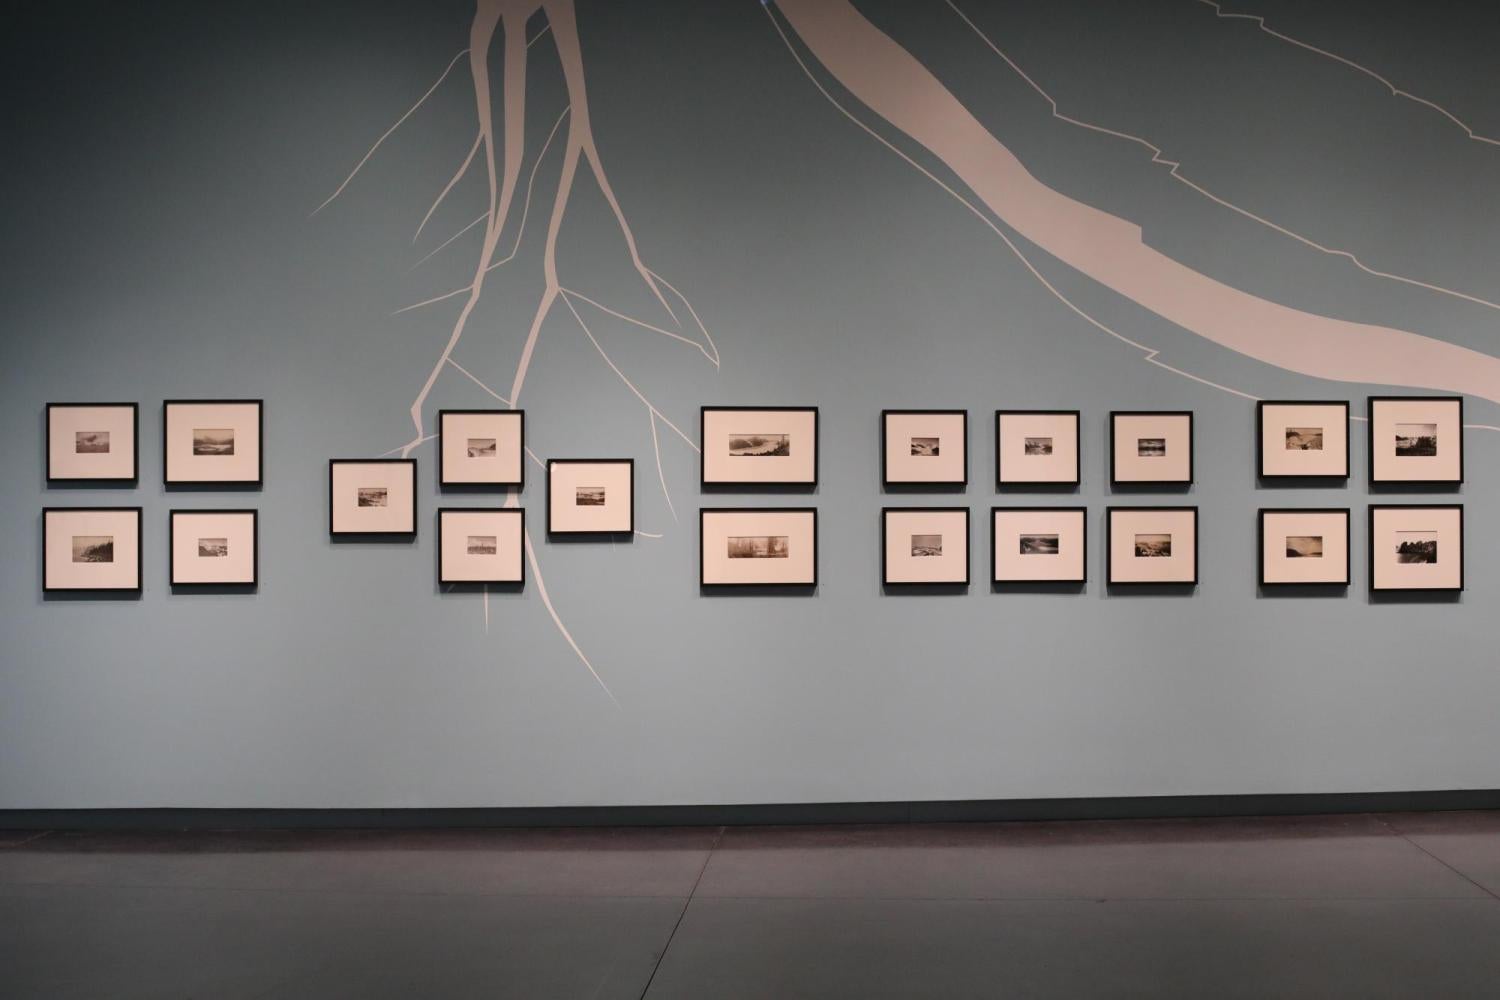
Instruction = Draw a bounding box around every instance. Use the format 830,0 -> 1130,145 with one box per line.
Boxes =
316,0 -> 719,701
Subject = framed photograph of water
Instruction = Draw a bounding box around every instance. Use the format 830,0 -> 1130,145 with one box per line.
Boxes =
46,402 -> 139,484
1368,397 -> 1463,486
163,399 -> 263,487
1258,508 -> 1349,587
328,459 -> 417,537
439,409 -> 524,489
43,507 -> 143,593
438,507 -> 524,585
1257,401 -> 1349,480
995,410 -> 1080,487
1110,411 -> 1193,486
1369,504 -> 1463,592
1107,506 -> 1198,586
991,507 -> 1087,584
547,459 -> 633,535
882,410 -> 967,489
700,407 -> 818,488
882,507 -> 969,586
699,507 -> 817,587
170,509 -> 258,587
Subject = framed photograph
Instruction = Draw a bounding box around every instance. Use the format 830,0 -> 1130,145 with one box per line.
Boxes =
46,402 -> 139,484
43,507 -> 143,593
1368,396 -> 1463,486
701,407 -> 818,488
882,507 -> 969,586
170,509 -> 258,587
1369,504 -> 1463,592
439,409 -> 524,489
1110,411 -> 1193,486
996,410 -> 1080,487
547,459 -> 633,535
992,507 -> 1086,584
882,410 -> 967,488
163,399 -> 263,487
438,508 -> 524,585
700,507 -> 817,587
1258,508 -> 1350,587
328,459 -> 416,536
1106,506 -> 1198,585
1257,401 -> 1350,480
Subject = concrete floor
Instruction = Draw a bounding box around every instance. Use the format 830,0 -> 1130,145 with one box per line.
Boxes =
3,811 -> 1499,998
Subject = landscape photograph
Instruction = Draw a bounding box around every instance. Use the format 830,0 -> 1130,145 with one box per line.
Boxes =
1395,423 -> 1438,457
1024,437 -> 1053,456
71,535 -> 114,563
467,437 -> 497,458
575,487 -> 606,506
197,537 -> 229,558
1285,427 -> 1324,450
727,535 -> 789,559
1019,533 -> 1059,555
1137,437 -> 1167,457
74,431 -> 110,454
1134,533 -> 1172,558
909,437 -> 940,457
910,533 -> 943,557
1395,531 -> 1438,564
191,428 -> 235,456
466,535 -> 497,556
728,433 -> 789,457
356,487 -> 388,507
1285,535 -> 1324,558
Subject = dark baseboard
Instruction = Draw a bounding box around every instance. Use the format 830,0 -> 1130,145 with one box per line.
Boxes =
2,789 -> 1497,831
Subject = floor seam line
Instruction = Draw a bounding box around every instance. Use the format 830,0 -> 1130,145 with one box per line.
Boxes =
639,824 -> 723,999
1375,814 -> 1500,902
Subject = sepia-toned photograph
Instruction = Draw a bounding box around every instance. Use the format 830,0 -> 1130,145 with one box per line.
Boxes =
1134,533 -> 1171,557
1285,535 -> 1323,558
728,535 -> 788,559
1396,531 -> 1438,564
729,433 -> 789,457
910,533 -> 942,557
1395,423 -> 1438,457
575,486 -> 606,506
192,428 -> 235,456
910,437 -> 939,457
72,535 -> 114,563
466,437 -> 496,458
1285,427 -> 1323,451
1023,437 -> 1053,456
197,537 -> 228,558
357,487 -> 388,507
1137,438 -> 1167,457
74,430 -> 110,454
1019,533 -> 1059,555
466,534 -> 497,556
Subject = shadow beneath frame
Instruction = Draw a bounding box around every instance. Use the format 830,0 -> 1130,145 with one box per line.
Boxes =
439,482 -> 522,496
442,581 -> 524,596
169,583 -> 257,596
330,533 -> 416,545
1256,476 -> 1350,490
991,581 -> 1087,595
165,482 -> 262,494
1109,483 -> 1193,496
1256,583 -> 1349,599
1368,590 -> 1462,605
1104,583 -> 1197,597
701,483 -> 818,496
545,532 -> 633,544
699,584 -> 817,597
42,590 -> 143,603
1368,482 -> 1464,495
996,482 -> 1081,495
882,483 -> 967,496
881,582 -> 969,596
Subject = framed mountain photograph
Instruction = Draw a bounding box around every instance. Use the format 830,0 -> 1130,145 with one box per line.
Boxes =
700,507 -> 817,587
1368,396 -> 1463,487
701,407 -> 818,488
882,506 -> 969,586
43,506 -> 143,593
439,409 -> 524,489
438,507 -> 524,585
328,459 -> 417,537
1257,401 -> 1350,480
882,410 -> 967,489
1111,411 -> 1193,487
547,459 -> 633,535
991,506 -> 1087,584
1106,506 -> 1198,586
1258,508 -> 1349,587
163,399 -> 263,487
996,410 -> 1080,488
46,402 -> 139,484
1369,504 -> 1463,593
170,509 -> 258,587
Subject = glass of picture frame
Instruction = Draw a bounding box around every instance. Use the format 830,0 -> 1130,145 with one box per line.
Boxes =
1256,401 -> 1349,480
547,459 -> 633,535
163,399 -> 263,487
991,506 -> 1087,584
882,507 -> 969,586
439,409 -> 524,489
1110,411 -> 1193,486
328,459 -> 417,536
1367,396 -> 1463,487
43,507 -> 143,593
700,406 -> 818,488
46,402 -> 139,484
1258,508 -> 1349,587
170,509 -> 258,588
438,507 -> 525,585
699,507 -> 817,587
1369,504 -> 1463,592
1106,506 -> 1198,585
996,410 -> 1080,488
882,410 -> 967,489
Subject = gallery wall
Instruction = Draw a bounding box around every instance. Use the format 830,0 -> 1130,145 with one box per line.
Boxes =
3,0 -> 1499,809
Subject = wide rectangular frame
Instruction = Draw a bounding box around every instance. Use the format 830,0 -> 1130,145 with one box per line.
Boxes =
881,505 -> 970,586
1257,507 -> 1350,587
995,409 -> 1081,488
46,402 -> 140,485
169,508 -> 259,587
881,409 -> 968,489
438,408 -> 525,489
163,398 -> 264,487
1256,400 -> 1351,481
991,505 -> 1088,584
1368,503 -> 1464,593
437,506 -> 526,585
1105,505 -> 1199,586
700,406 -> 819,488
1110,410 -> 1194,487
546,458 -> 634,536
42,506 -> 144,593
1367,395 -> 1464,487
327,458 -> 418,536
699,506 -> 819,588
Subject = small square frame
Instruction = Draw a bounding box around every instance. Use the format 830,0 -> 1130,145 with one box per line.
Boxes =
43,506 -> 144,593
1110,411 -> 1194,487
1369,503 -> 1464,593
1256,401 -> 1350,481
328,459 -> 417,537
1106,506 -> 1199,586
881,410 -> 968,489
438,507 -> 525,586
1367,396 -> 1464,487
882,506 -> 970,587
1257,507 -> 1350,587
163,399 -> 264,487
439,409 -> 525,489
991,506 -> 1087,584
996,410 -> 1080,488
170,509 -> 258,588
547,459 -> 634,535
46,402 -> 139,485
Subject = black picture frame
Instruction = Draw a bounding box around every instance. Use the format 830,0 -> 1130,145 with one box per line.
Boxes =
437,507 -> 526,586
42,506 -> 144,594
1256,507 -> 1350,587
45,401 -> 139,485
163,398 -> 264,488
1256,400 -> 1351,481
700,406 -> 820,489
438,408 -> 525,490
1105,505 -> 1199,586
328,458 -> 417,537
881,409 -> 968,489
1367,396 -> 1465,487
991,506 -> 1088,584
881,505 -> 970,587
169,509 -> 259,589
546,458 -> 634,536
699,506 -> 819,588
1110,410 -> 1194,487
995,409 -> 1081,488
1368,503 -> 1464,593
